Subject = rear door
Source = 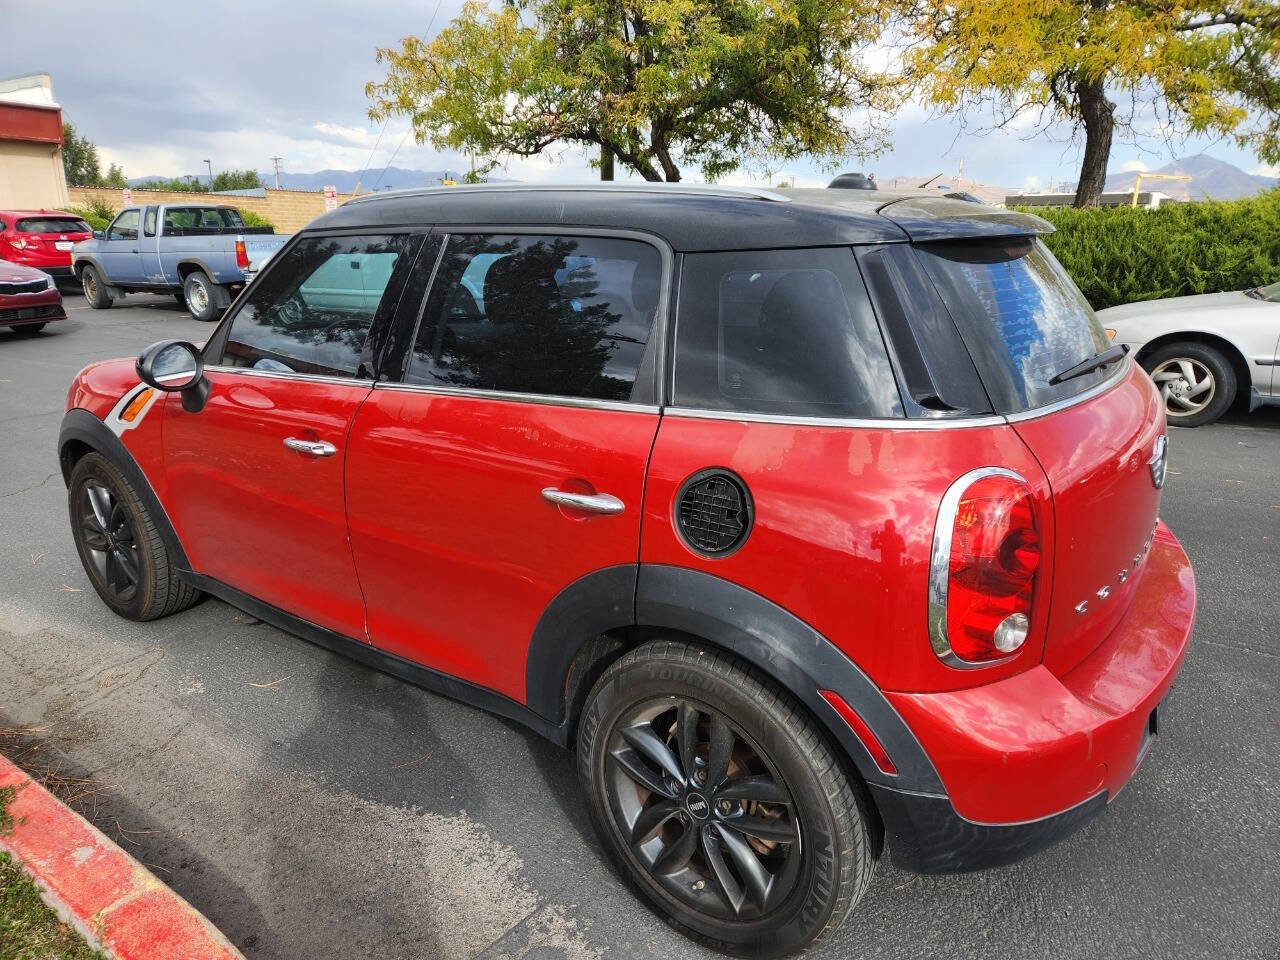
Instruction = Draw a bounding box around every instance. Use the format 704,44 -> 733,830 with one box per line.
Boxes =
345,230 -> 667,703
915,238 -> 1165,674
162,230 -> 424,638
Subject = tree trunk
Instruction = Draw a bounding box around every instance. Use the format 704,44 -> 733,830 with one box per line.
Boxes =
1073,78 -> 1115,208
600,144 -> 614,181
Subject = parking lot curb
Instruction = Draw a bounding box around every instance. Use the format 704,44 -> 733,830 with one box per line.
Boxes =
0,754 -> 244,960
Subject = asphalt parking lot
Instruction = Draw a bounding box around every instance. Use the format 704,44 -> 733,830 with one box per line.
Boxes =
1,293 -> 1277,960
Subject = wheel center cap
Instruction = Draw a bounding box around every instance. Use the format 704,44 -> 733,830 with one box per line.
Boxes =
685,792 -> 711,820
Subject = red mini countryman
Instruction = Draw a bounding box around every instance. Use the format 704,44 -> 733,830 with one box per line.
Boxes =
59,184 -> 1195,957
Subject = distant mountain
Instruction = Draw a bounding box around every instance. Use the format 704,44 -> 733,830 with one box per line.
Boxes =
128,167 -> 475,193
1104,154 -> 1277,201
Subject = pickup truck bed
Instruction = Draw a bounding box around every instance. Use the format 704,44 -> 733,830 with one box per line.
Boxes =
72,203 -> 292,321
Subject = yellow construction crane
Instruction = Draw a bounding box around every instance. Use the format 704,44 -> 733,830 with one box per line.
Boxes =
1131,172 -> 1192,207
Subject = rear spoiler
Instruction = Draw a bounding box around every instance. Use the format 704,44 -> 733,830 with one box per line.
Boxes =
877,195 -> 1054,242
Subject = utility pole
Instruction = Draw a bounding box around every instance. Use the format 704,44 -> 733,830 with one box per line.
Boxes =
270,156 -> 283,189
204,159 -> 214,189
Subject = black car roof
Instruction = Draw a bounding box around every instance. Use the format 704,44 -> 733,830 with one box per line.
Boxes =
307,183 -> 1052,251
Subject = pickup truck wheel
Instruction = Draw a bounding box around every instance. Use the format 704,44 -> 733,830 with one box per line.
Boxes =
183,271 -> 220,322
81,265 -> 113,309
68,453 -> 202,621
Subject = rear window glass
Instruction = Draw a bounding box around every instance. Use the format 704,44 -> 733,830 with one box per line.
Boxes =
17,217 -> 91,234
674,247 -> 903,419
916,239 -> 1112,413
163,207 -> 244,230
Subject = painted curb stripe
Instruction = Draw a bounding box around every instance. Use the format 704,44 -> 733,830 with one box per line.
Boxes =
0,755 -> 244,960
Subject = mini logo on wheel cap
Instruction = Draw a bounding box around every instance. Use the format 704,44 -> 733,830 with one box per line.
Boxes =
685,793 -> 710,819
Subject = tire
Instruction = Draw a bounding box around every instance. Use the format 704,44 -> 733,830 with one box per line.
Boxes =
68,452 -> 201,621
9,323 -> 47,334
578,640 -> 874,958
1142,341 -> 1236,427
80,264 -> 113,309
183,271 -> 221,322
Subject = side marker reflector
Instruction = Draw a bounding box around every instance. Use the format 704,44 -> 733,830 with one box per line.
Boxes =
819,690 -> 898,775
120,388 -> 155,423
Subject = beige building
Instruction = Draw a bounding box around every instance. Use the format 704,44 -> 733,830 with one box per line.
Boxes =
0,73 -> 69,209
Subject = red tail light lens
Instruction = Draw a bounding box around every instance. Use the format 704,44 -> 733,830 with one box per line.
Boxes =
930,469 -> 1041,665
234,238 -> 249,270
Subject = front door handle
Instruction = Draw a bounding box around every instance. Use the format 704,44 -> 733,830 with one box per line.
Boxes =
541,487 -> 625,515
284,437 -> 337,457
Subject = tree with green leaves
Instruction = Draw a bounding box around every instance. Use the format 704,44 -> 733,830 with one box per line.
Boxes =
367,0 -> 900,182
62,122 -> 106,186
897,1 -> 1280,207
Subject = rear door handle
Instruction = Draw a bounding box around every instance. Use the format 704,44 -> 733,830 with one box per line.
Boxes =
541,488 -> 625,515
284,437 -> 337,457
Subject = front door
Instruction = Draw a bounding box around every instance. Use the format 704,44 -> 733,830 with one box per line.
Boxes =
346,231 -> 668,704
160,230 -> 424,639
100,208 -> 143,284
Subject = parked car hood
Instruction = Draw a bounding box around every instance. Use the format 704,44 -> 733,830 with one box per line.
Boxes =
1099,289 -> 1274,323
0,261 -> 54,283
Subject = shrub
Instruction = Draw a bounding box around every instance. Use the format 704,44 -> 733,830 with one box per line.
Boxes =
1021,190 -> 1280,310
66,198 -> 115,232
238,209 -> 276,230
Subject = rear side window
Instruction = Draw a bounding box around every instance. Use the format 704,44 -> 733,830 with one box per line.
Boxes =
405,233 -> 662,402
674,248 -> 903,419
916,239 -> 1111,413
17,217 -> 92,234
219,233 -> 416,378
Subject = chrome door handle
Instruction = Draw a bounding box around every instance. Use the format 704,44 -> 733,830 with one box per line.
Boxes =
541,487 -> 625,515
284,437 -> 337,457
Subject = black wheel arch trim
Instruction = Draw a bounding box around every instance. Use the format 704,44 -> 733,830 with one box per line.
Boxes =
58,408 -> 190,571
525,562 -> 945,795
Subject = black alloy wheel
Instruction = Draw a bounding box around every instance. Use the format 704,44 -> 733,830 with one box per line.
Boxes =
78,480 -> 142,603
604,698 -> 802,921
579,641 -> 874,957
68,452 -> 202,621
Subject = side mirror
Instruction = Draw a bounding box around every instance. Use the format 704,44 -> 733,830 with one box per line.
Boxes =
92,229 -> 104,240
136,340 -> 210,413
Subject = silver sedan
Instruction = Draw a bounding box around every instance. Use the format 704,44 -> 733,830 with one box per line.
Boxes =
1098,284 -> 1280,426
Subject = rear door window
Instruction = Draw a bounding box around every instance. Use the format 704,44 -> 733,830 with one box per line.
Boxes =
915,239 -> 1112,413
218,233 -> 420,378
673,247 -> 903,418
405,233 -> 662,403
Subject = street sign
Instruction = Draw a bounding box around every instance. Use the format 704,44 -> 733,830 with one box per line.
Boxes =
323,185 -> 337,211
122,188 -> 132,205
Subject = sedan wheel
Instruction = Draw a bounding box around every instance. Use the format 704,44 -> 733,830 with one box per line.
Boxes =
1151,356 -> 1215,417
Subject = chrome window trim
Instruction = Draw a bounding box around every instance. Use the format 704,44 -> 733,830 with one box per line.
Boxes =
927,466 -> 1028,671
1001,356 -> 1130,423
373,379 -> 660,414
202,364 -> 372,388
664,406 -> 1006,430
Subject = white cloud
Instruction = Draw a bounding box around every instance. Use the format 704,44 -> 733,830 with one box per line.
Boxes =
1120,159 -> 1149,173
1022,175 -> 1041,191
313,122 -> 379,146
1251,163 -> 1280,178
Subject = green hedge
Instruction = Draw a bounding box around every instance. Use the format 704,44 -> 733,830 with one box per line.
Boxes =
1021,190 -> 1280,310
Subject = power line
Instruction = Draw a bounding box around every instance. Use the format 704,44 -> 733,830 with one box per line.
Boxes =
371,0 -> 446,193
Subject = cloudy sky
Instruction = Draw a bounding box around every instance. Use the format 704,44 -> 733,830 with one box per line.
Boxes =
6,0 -> 1273,191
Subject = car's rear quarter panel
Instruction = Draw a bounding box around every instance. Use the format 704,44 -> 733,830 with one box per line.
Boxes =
640,415 -> 1056,694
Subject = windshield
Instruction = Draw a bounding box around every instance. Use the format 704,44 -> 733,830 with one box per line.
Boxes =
915,238 -> 1113,413
1252,281 -> 1280,302
17,217 -> 92,234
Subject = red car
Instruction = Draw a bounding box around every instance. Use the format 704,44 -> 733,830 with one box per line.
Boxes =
0,210 -> 95,281
58,185 -> 1195,957
1,260 -> 66,333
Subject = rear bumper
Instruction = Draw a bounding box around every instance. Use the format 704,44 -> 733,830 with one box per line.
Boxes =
879,521 -> 1195,871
